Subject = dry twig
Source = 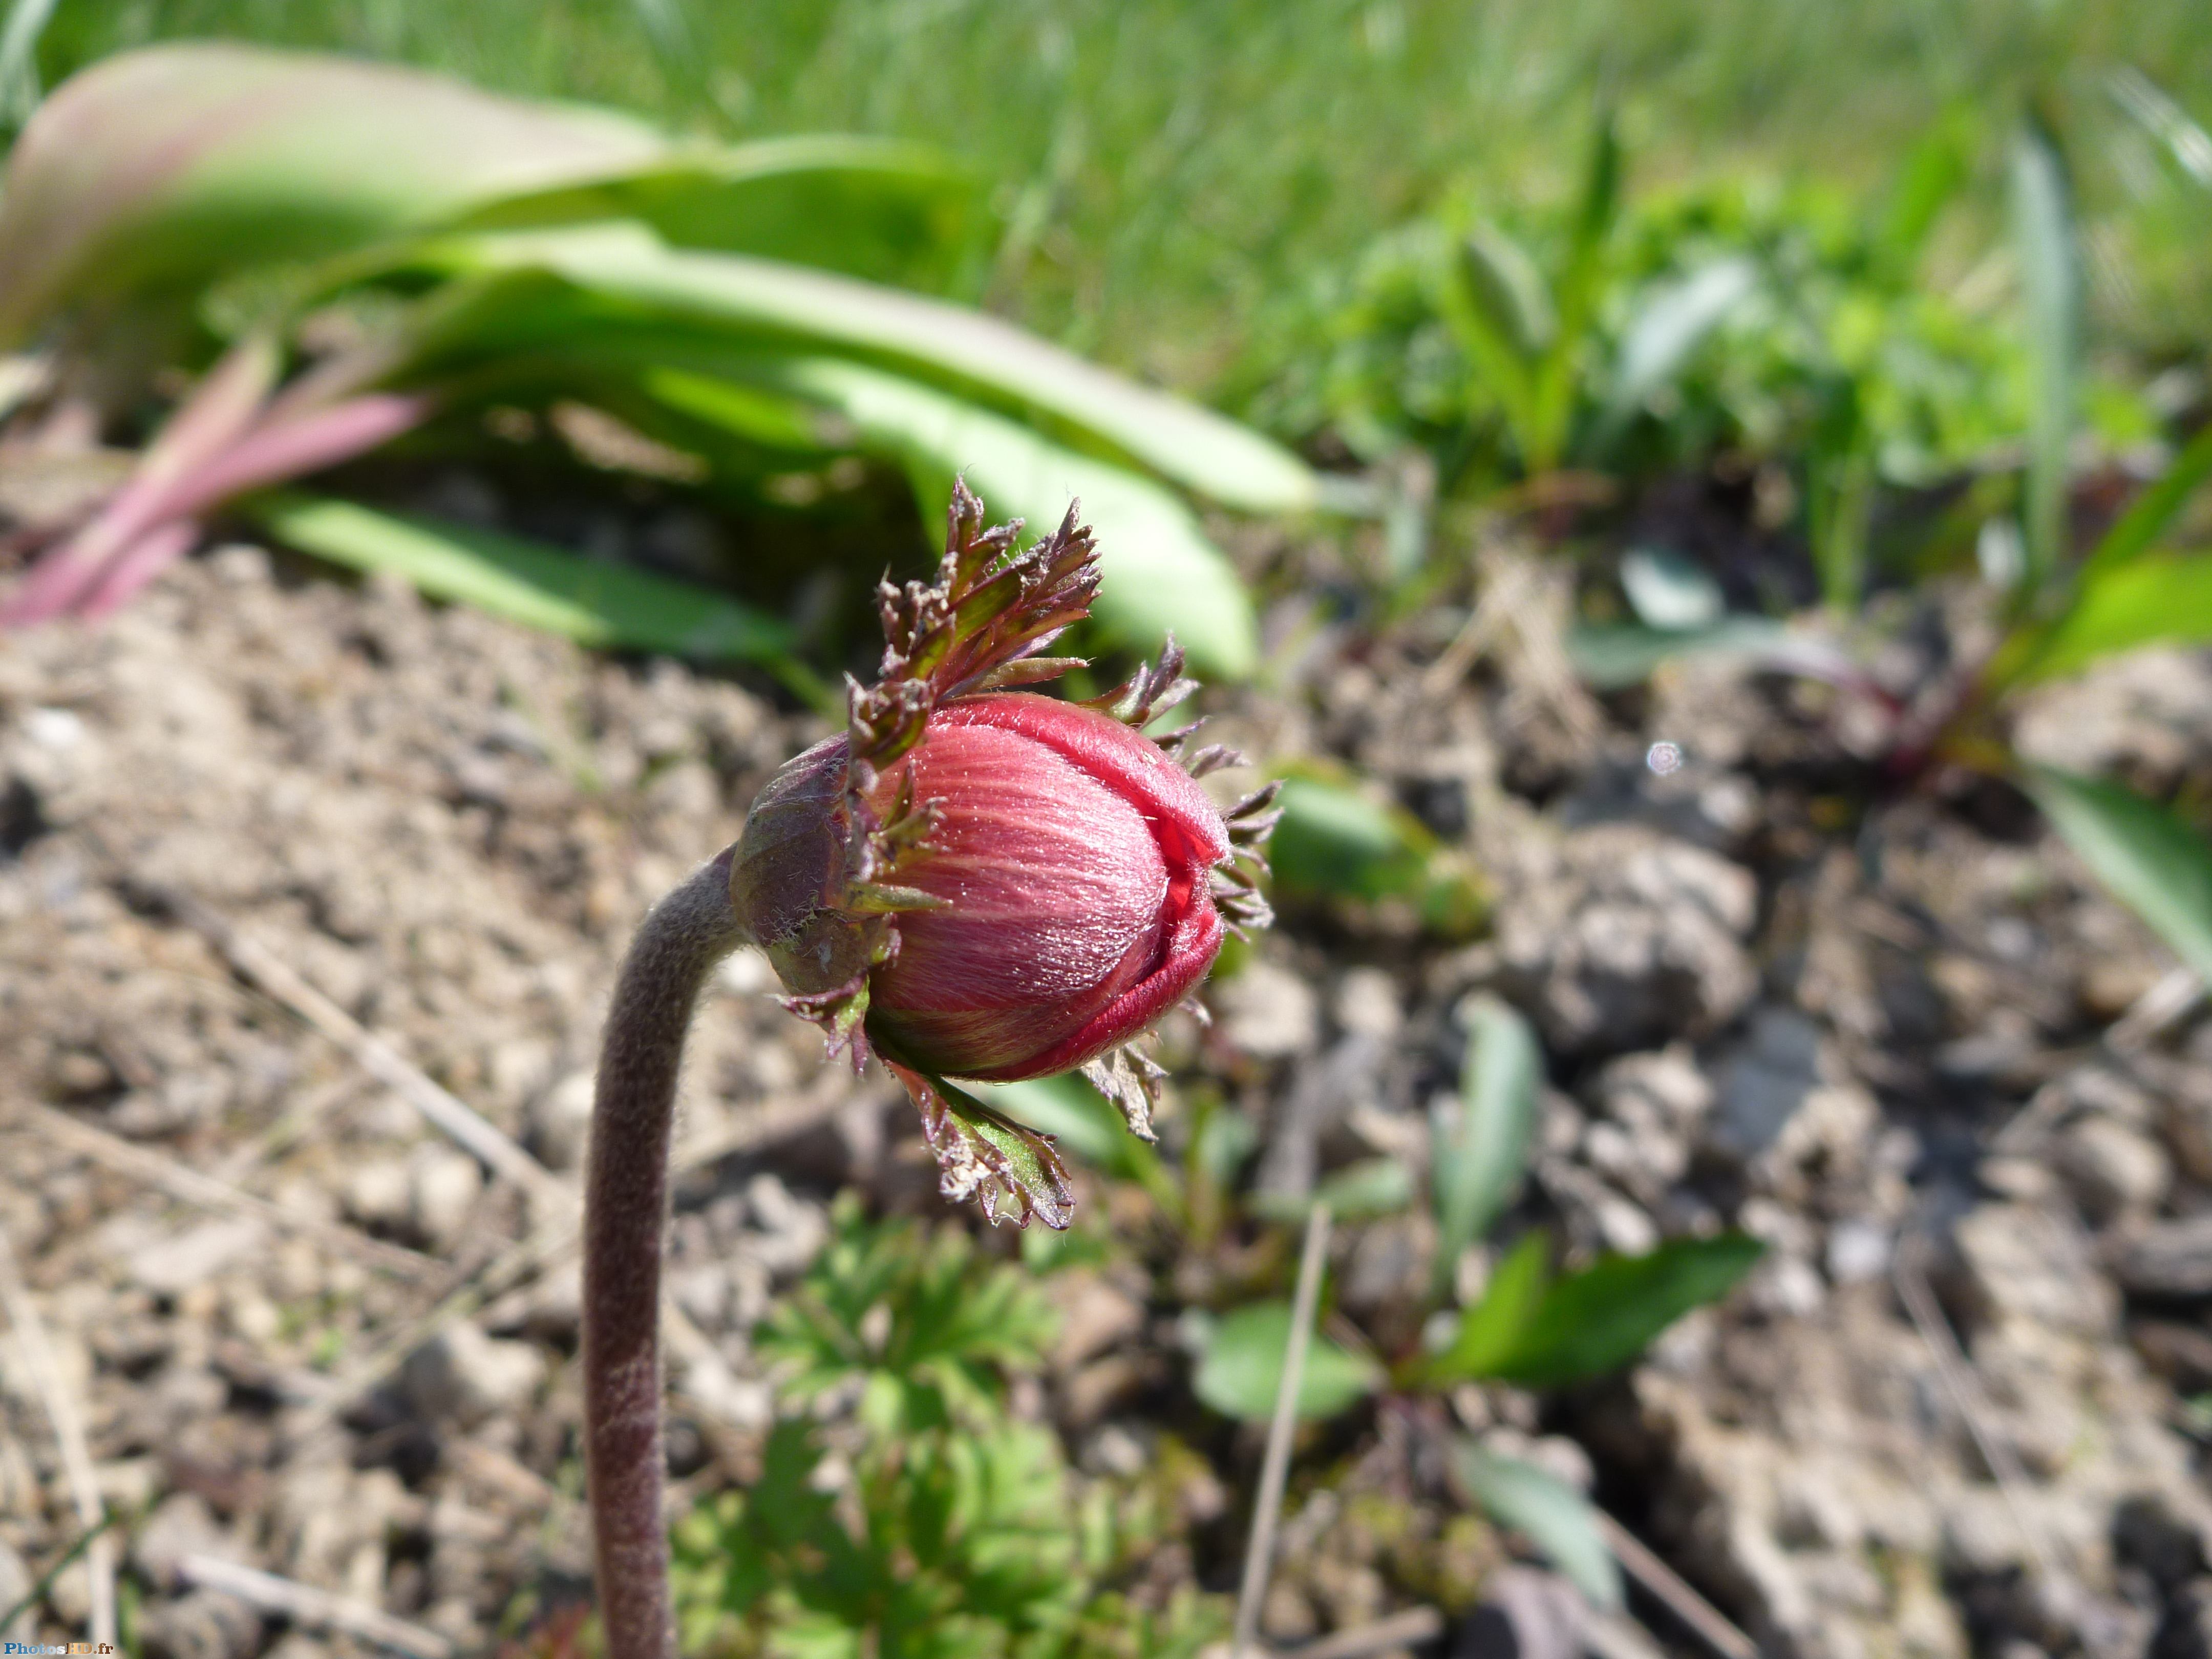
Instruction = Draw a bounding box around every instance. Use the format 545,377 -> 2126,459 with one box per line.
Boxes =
178,1552 -> 454,1658
1591,1511 -> 1757,1659
156,887 -> 568,1208
0,1226 -> 117,1647
1891,1230 -> 2059,1580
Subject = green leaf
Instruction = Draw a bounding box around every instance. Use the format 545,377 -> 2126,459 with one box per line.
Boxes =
416,224 -> 1317,515
450,133 -> 981,287
1250,1158 -> 1414,1224
704,355 -> 1260,679
244,492 -> 810,677
1266,773 -> 1431,901
2025,767 -> 2212,984
1432,997 -> 1540,1302
1191,1302 -> 1380,1424
1601,257 -> 1757,432
0,0 -> 57,127
0,43 -> 668,341
2077,419 -> 2212,584
1438,225 -> 1543,450
1527,114 -> 1621,473
1473,1235 -> 1764,1388
1453,1443 -> 1622,1608
1566,618 -> 1861,690
1426,1230 -> 1550,1383
1994,552 -> 2212,686
2009,118 -> 2079,597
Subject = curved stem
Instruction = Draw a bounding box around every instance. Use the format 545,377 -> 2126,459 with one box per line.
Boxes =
584,846 -> 747,1659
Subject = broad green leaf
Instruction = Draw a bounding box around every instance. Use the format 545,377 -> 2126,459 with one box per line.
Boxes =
1460,223 -> 1555,360
1453,1443 -> 1622,1608
244,492 -> 813,684
414,224 -> 1317,515
2009,118 -> 2078,597
2077,419 -> 2212,584
1267,774 -> 1430,900
1191,1302 -> 1380,1423
2026,768 -> 2212,984
451,134 -> 981,287
1250,1159 -> 1414,1224
643,355 -> 1255,677
1425,1230 -> 1550,1384
1994,552 -> 2212,686
1473,1235 -> 1764,1388
0,43 -> 666,340
1432,998 -> 1541,1302
724,356 -> 1259,679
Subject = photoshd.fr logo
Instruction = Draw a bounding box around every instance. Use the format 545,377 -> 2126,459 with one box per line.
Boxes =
4,1645 -> 116,1654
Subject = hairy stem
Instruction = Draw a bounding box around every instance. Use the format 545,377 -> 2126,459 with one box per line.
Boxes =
584,847 -> 747,1659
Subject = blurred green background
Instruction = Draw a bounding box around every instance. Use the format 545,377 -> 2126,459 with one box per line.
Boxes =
34,0 -> 2212,393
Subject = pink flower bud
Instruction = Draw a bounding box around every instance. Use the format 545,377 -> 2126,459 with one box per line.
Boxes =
736,691 -> 1231,1081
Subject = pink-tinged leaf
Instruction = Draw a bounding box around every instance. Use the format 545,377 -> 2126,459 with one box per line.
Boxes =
140,330 -> 285,488
76,519 -> 202,620
0,331 -> 280,623
1,389 -> 428,628
156,392 -> 430,522
0,42 -> 663,342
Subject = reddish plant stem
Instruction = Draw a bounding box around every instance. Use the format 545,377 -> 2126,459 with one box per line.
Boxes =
584,846 -> 747,1659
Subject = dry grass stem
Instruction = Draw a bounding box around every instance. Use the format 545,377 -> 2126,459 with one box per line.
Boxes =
159,887 -> 569,1207
1232,1200 -> 1333,1659
1591,1510 -> 1756,1659
1891,1230 -> 2059,1581
177,1552 -> 455,1658
0,1226 -> 117,1647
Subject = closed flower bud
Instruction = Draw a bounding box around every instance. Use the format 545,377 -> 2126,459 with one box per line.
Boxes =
728,482 -> 1275,1227
738,691 -> 1231,1081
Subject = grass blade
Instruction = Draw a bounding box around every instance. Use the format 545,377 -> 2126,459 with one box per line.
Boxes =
0,0 -> 57,126
1527,114 -> 1621,473
244,492 -> 813,688
2026,767 -> 2212,983
2009,117 -> 2078,600
1431,996 -> 1540,1303
2077,418 -> 2212,584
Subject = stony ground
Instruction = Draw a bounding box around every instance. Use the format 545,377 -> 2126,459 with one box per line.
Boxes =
2,533 -> 2211,1658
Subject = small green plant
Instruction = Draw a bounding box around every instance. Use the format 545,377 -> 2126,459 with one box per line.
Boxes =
1573,118 -> 2212,995
671,1195 -> 1226,1659
1141,995 -> 1760,1619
